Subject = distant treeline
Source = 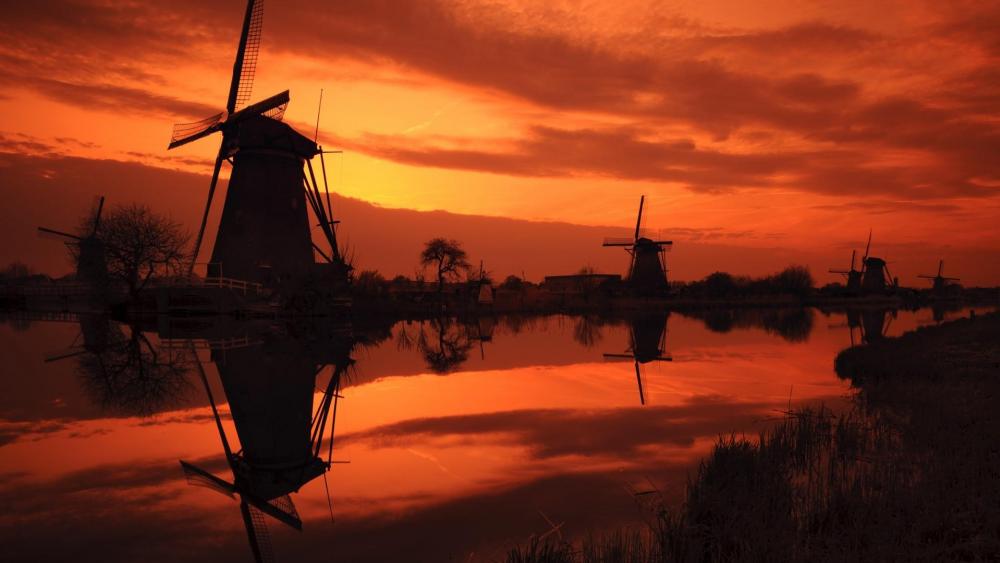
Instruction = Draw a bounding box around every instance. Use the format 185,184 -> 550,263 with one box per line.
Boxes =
672,265 -> 814,298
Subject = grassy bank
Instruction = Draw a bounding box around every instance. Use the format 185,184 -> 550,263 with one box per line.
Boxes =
508,311 -> 1000,562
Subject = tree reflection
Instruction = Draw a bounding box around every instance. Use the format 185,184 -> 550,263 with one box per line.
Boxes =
684,308 -> 814,343
75,322 -> 192,416
416,317 -> 474,373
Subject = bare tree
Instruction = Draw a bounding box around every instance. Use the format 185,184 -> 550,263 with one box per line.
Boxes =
420,238 -> 470,296
75,204 -> 189,299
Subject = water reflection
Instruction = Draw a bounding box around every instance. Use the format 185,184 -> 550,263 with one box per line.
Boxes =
3,306 -> 985,562
180,327 -> 354,563
678,307 -> 814,342
603,312 -> 671,405
50,315 -> 194,416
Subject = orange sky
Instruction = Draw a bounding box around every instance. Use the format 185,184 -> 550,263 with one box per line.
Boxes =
0,0 -> 998,284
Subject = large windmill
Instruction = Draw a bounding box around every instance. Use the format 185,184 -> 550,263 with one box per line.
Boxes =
918,260 -> 960,294
603,312 -> 671,405
168,0 -> 344,289
180,338 -> 349,563
603,196 -> 673,296
38,196 -> 108,288
829,249 -> 862,293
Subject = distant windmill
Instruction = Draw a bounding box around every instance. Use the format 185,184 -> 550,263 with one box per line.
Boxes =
829,249 -> 862,293
38,196 -> 108,287
858,230 -> 896,293
603,313 -> 672,405
918,260 -> 960,293
603,196 -> 673,296
167,0 -> 344,288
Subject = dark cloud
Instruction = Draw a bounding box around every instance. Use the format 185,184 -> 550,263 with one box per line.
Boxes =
335,124 -> 997,199
339,395 -> 773,459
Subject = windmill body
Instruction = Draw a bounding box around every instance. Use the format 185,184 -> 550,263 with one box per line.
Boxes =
208,116 -> 318,287
603,196 -> 672,297
38,196 -> 109,290
861,257 -> 891,292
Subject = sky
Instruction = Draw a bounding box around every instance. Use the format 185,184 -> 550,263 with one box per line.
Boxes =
0,0 -> 998,284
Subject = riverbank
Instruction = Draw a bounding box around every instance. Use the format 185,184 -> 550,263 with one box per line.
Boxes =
508,310 -> 1000,562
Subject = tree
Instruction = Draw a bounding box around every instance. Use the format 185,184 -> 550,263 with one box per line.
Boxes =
420,238 -> 470,295
78,204 -> 189,299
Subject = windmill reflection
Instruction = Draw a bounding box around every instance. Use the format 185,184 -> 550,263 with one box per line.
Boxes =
845,308 -> 896,346
179,329 -> 353,563
604,312 -> 672,405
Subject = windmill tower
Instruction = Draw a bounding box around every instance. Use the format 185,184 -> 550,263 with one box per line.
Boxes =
38,196 -> 108,289
603,196 -> 673,296
829,249 -> 862,293
167,0 -> 344,289
858,230 -> 895,293
603,312 -> 671,405
180,336 -> 351,563
918,260 -> 960,294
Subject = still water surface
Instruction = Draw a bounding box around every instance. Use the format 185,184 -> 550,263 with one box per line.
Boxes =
0,307 -> 972,562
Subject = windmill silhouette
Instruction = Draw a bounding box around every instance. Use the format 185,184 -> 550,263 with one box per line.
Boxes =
179,336 -> 350,563
857,230 -> 896,293
828,249 -> 862,293
603,312 -> 671,405
168,0 -> 344,288
918,260 -> 960,293
37,196 -> 108,288
603,196 -> 673,296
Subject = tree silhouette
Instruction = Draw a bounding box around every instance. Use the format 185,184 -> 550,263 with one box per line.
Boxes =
75,204 -> 189,299
420,238 -> 470,296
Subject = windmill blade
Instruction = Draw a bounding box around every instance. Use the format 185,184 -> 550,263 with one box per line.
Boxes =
634,360 -> 646,405
603,237 -> 636,246
863,229 -> 872,262
44,349 -> 86,363
227,0 -> 265,114
37,226 -> 82,241
243,491 -> 303,530
603,353 -> 635,361
179,460 -> 236,498
938,259 -> 944,278
850,249 -> 856,271
648,240 -> 673,248
189,150 -> 227,275
91,196 -> 105,236
240,500 -> 275,563
634,195 -> 645,241
168,112 -> 225,150
229,90 -> 290,124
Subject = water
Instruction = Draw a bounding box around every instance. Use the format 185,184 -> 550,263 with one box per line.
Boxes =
0,306 -> 979,562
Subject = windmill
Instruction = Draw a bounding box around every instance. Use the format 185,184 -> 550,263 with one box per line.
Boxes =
603,312 -> 671,405
858,230 -> 895,293
37,196 -> 108,288
180,337 -> 350,563
603,196 -> 673,296
167,0 -> 344,289
918,260 -> 960,294
829,249 -> 862,293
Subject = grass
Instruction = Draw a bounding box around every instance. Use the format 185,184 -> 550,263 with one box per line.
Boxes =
508,311 -> 1000,562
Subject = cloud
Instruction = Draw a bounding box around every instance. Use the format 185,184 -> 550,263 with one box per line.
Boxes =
335,124 -> 998,199
339,394 -> 773,459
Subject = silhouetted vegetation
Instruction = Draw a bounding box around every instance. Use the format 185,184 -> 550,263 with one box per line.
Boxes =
676,265 -> 814,299
420,238 -> 470,296
78,203 -> 189,298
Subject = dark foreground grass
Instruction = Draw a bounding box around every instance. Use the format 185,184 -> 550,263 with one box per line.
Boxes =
508,311 -> 1000,562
